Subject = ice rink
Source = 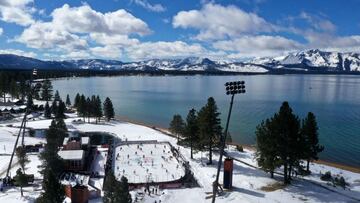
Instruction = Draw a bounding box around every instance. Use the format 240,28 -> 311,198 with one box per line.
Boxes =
113,142 -> 185,184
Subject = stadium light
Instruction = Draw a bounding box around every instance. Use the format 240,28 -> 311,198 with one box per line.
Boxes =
212,81 -> 246,203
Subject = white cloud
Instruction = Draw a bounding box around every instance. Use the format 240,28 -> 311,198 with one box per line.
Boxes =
15,4 -> 150,58
127,41 -> 209,60
213,35 -> 303,57
303,31 -> 360,51
173,3 -> 275,40
0,49 -> 36,58
90,46 -> 122,59
0,27 -> 3,35
299,12 -> 336,32
51,4 -> 151,36
59,51 -> 91,60
132,0 -> 166,12
0,0 -> 35,26
16,21 -> 88,51
90,33 -> 139,47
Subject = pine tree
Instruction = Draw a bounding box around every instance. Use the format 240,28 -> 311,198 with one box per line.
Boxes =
39,120 -> 65,176
255,102 -> 303,184
36,169 -> 65,203
55,100 -> 66,119
95,95 -> 103,123
103,173 -> 131,203
74,93 -> 80,109
14,168 -> 27,197
65,94 -> 71,106
44,101 -> 51,118
51,100 -> 58,116
118,176 -> 132,203
16,146 -> 29,173
9,79 -> 19,99
54,90 -> 60,101
77,94 -> 86,120
86,97 -> 91,123
256,119 -> 281,178
103,97 -> 115,121
33,82 -> 42,100
302,112 -> 324,172
169,114 -> 185,142
197,97 -> 222,165
183,108 -> 199,159
41,79 -> 53,101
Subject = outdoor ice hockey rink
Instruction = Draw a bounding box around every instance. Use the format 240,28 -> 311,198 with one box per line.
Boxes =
113,142 -> 186,184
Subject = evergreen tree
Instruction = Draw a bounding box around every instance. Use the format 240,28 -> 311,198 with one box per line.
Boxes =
9,79 -> 19,99
169,114 -> 185,142
33,82 -> 42,100
65,94 -> 71,106
302,112 -> 324,172
55,100 -> 66,119
86,97 -> 92,123
41,79 -> 53,101
54,90 -> 61,101
103,173 -> 131,203
255,119 -> 281,178
74,93 -> 80,109
36,169 -> 65,203
118,176 -> 132,203
183,108 -> 199,159
197,97 -> 222,164
16,146 -> 29,173
39,120 -> 65,175
51,100 -> 57,116
78,94 -> 86,120
14,168 -> 27,197
44,101 -> 51,118
255,102 -> 303,184
103,97 -> 115,121
95,95 -> 103,123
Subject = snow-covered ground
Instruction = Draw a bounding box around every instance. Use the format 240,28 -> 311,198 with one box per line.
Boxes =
0,114 -> 360,202
114,143 -> 185,183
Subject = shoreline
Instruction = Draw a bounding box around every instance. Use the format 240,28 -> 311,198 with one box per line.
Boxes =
115,115 -> 360,174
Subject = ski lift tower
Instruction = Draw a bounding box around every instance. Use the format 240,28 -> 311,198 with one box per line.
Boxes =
211,81 -> 245,203
5,69 -> 38,179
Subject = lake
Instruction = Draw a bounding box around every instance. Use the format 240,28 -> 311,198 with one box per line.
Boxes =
53,75 -> 360,168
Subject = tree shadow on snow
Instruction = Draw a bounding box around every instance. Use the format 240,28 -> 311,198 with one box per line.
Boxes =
284,179 -> 360,202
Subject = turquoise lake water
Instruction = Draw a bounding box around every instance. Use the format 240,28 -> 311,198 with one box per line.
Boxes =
53,75 -> 360,167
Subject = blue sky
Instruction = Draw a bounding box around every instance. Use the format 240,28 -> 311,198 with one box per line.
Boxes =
0,0 -> 359,61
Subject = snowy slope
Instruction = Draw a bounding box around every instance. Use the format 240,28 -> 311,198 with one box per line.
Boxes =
2,115 -> 360,203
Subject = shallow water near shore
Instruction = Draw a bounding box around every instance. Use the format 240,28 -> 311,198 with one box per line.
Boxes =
53,75 -> 360,168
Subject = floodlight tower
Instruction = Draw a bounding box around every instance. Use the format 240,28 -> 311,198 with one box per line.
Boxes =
5,69 -> 37,178
212,81 -> 245,203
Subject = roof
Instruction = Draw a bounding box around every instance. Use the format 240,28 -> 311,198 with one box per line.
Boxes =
58,150 -> 84,160
81,137 -> 89,145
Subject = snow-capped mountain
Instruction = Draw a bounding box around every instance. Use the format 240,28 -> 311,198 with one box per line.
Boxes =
250,49 -> 360,72
0,49 -> 360,73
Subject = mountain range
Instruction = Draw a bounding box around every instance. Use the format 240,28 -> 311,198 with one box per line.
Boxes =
0,49 -> 359,73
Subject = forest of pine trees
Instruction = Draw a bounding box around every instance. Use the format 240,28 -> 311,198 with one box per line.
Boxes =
169,97 -> 222,164
74,93 -> 103,123
255,102 -> 324,184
